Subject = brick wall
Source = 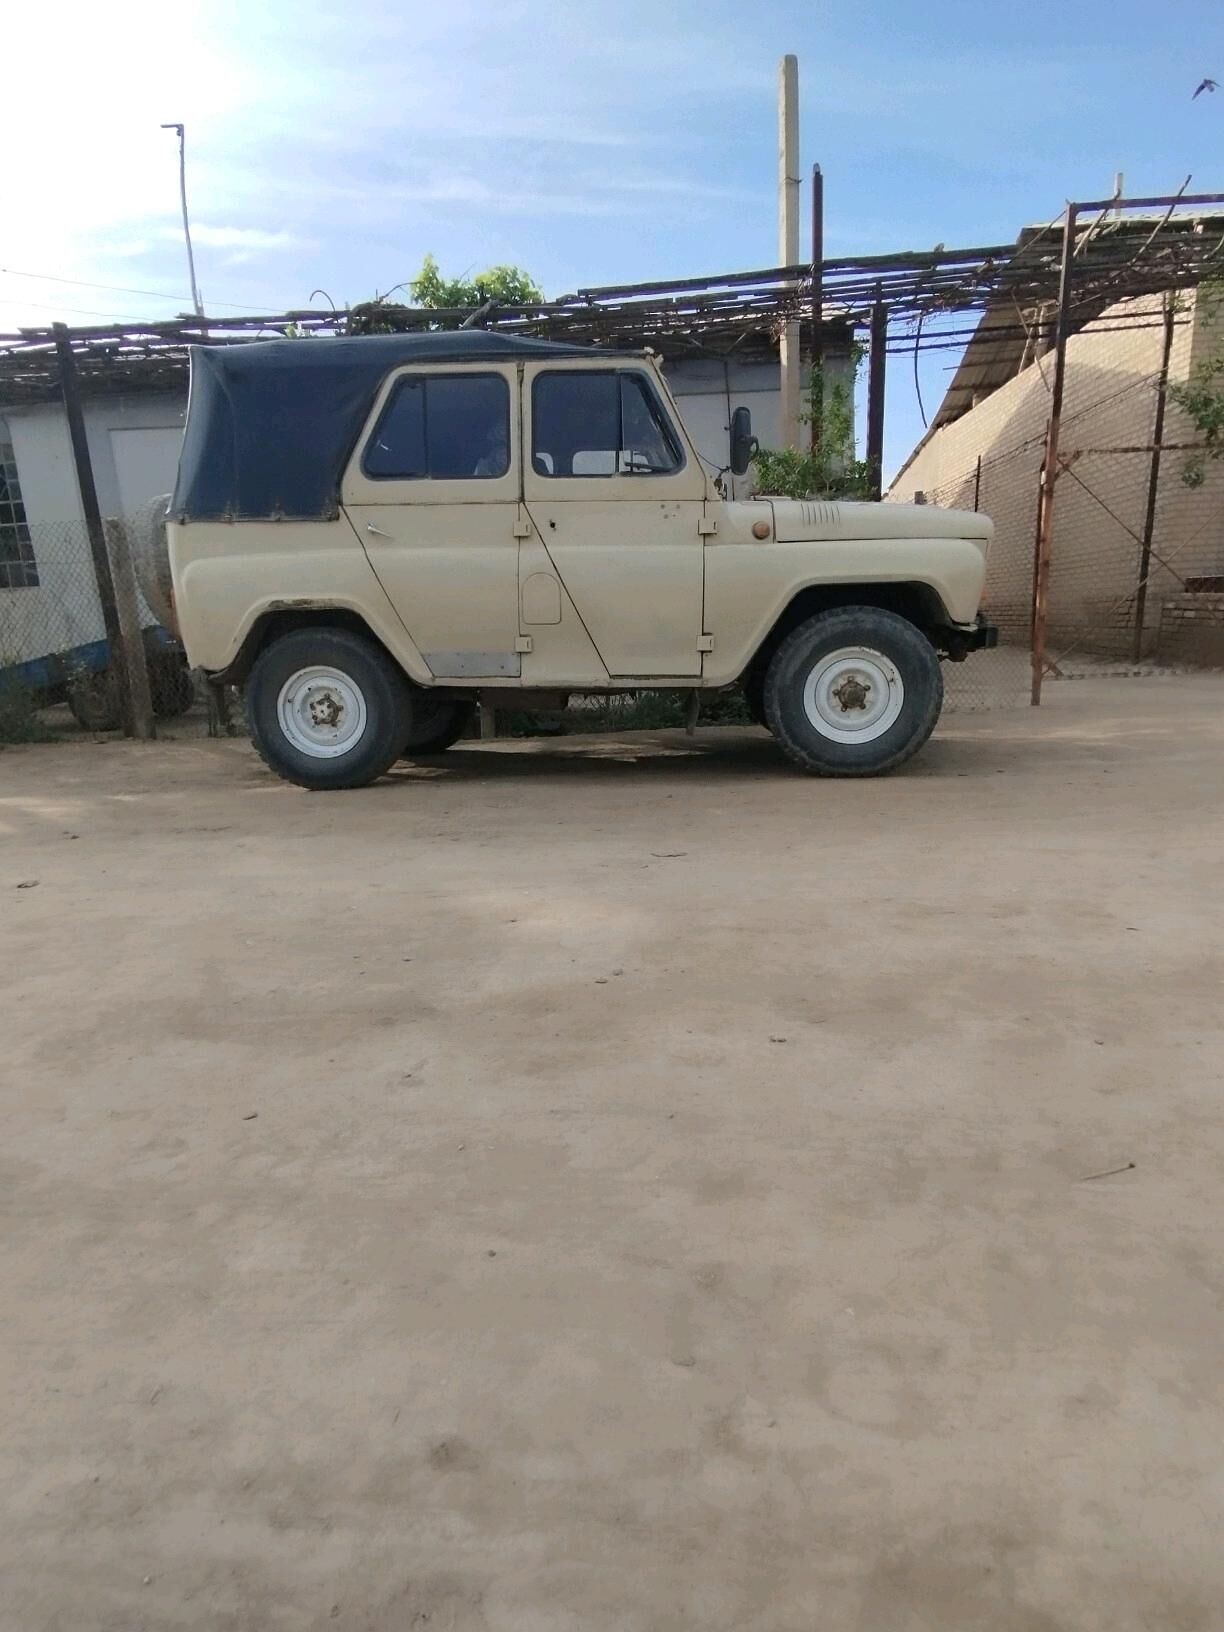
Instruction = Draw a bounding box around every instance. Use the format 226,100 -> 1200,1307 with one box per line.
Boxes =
1157,594 -> 1224,667
888,292 -> 1224,662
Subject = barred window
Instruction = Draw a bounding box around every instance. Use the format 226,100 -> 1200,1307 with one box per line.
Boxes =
0,421 -> 37,590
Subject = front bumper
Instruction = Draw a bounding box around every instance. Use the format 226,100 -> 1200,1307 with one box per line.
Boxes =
944,614 -> 999,661
968,614 -> 999,650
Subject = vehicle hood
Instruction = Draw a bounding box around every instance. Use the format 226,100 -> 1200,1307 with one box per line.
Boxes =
762,498 -> 993,544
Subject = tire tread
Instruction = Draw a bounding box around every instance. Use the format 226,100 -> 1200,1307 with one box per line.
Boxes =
763,607 -> 943,777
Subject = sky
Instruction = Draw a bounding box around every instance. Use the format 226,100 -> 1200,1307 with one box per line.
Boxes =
3,0 -> 1222,477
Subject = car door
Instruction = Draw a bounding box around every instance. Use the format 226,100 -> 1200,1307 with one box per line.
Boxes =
522,360 -> 707,677
342,363 -> 523,679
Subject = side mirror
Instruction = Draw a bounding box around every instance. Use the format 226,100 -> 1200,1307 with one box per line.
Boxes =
729,406 -> 757,476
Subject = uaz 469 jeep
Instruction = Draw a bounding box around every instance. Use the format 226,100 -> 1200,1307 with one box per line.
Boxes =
162,331 -> 995,788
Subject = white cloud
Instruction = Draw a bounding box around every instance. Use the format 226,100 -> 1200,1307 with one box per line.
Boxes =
163,225 -> 302,252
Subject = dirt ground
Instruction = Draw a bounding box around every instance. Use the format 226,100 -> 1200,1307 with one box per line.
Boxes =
4,675 -> 1224,1632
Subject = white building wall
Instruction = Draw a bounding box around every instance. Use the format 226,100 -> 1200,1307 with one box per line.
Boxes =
0,395 -> 185,666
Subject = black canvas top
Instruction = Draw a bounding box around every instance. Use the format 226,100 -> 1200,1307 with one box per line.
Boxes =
171,332 -> 626,523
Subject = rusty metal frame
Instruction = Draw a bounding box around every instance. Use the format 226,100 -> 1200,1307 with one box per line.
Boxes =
6,198 -> 1223,410
1031,204 -> 1077,705
1029,190 -> 1224,703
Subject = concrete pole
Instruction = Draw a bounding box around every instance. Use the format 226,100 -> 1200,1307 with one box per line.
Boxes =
777,55 -> 802,451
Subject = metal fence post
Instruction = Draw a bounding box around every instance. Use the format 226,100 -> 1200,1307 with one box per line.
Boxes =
1031,204 -> 1078,705
1132,298 -> 1177,662
866,285 -> 887,499
103,519 -> 156,739
810,162 -> 824,452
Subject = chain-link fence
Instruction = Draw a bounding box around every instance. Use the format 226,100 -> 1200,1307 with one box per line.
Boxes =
898,263 -> 1224,705
918,442 -> 1040,710
0,518 -> 201,741
1044,443 -> 1224,671
916,431 -> 1224,706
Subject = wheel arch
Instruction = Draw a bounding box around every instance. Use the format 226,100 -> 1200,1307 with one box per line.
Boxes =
212,605 -> 416,688
741,581 -> 949,689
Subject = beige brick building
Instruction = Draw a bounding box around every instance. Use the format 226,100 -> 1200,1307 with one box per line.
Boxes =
888,287 -> 1224,665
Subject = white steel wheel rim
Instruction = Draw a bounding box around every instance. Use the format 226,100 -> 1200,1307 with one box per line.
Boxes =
276,666 -> 368,758
802,646 -> 904,743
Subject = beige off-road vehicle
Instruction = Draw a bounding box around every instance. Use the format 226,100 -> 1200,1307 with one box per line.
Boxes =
159,331 -> 995,789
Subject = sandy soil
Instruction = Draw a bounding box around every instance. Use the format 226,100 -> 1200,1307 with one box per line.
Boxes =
4,676 -> 1224,1632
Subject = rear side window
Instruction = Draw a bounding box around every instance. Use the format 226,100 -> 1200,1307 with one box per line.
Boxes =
363,373 -> 510,480
532,371 -> 683,478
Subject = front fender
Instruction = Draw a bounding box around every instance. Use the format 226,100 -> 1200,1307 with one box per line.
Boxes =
702,536 -> 989,685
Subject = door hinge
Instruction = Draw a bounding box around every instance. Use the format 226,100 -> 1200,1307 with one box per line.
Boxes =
697,517 -> 718,536
696,634 -> 715,652
512,518 -> 533,538
515,635 -> 533,654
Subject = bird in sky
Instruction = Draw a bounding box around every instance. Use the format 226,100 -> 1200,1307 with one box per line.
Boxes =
1192,77 -> 1218,98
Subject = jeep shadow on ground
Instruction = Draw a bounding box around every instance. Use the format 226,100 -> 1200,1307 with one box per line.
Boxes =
377,726 -> 965,786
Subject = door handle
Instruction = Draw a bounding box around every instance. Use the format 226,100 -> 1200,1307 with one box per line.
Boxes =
365,522 -> 394,540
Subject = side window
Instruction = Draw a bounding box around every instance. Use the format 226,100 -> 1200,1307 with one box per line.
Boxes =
0,419 -> 37,590
532,371 -> 683,478
363,373 -> 510,480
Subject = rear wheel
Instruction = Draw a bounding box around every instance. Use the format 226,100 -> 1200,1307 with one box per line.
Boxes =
763,607 -> 943,777
246,627 -> 411,790
401,696 -> 475,758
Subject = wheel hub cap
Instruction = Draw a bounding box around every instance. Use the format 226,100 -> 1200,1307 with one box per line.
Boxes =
803,646 -> 905,743
832,674 -> 871,712
276,666 -> 368,759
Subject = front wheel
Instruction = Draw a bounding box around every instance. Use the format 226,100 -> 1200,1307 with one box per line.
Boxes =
763,607 -> 943,777
246,627 -> 411,790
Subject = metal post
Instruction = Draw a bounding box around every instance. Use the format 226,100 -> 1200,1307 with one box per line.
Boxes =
973,454 -> 983,512
103,519 -> 156,740
1031,204 -> 1078,706
810,163 -> 824,451
777,55 -> 802,451
161,122 -> 204,318
866,286 -> 887,499
53,323 -> 132,734
1132,298 -> 1176,662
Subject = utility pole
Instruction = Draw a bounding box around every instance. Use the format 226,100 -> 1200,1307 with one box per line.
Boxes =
160,122 -> 204,318
777,55 -> 802,451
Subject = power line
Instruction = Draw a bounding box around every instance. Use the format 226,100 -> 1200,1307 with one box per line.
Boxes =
0,296 -> 173,323
0,266 -> 291,314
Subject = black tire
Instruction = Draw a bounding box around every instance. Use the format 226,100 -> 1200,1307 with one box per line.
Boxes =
400,696 -> 475,758
763,607 -> 943,777
151,659 -> 197,719
245,627 -> 411,790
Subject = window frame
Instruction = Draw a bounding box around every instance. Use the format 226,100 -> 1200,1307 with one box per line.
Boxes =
0,419 -> 38,591
530,368 -> 687,482
360,370 -> 512,484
